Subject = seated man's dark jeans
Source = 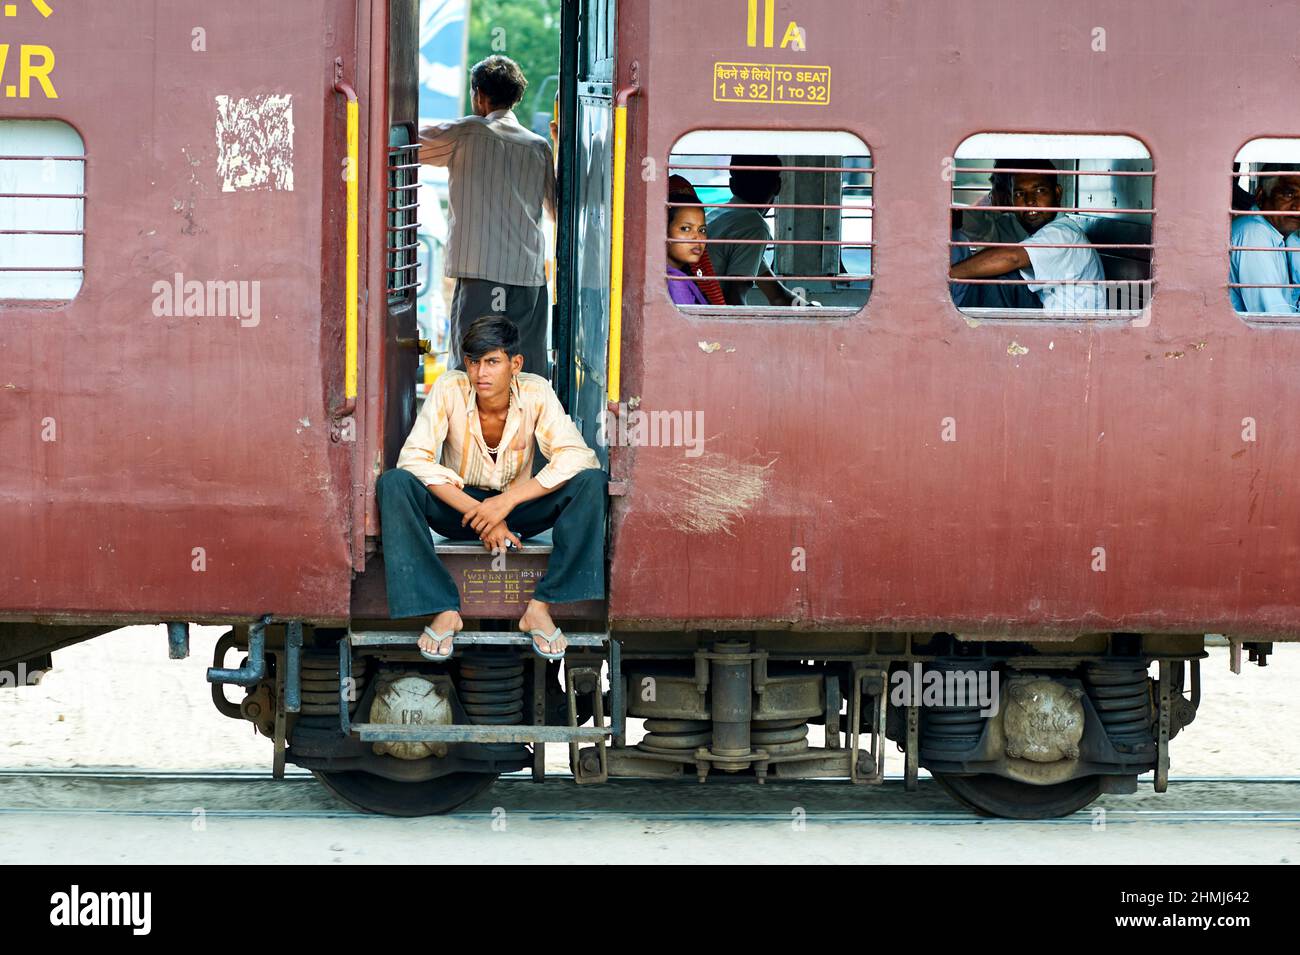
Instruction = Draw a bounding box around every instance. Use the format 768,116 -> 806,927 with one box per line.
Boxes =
375,467 -> 608,620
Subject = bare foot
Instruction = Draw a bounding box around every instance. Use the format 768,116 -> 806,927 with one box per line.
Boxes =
519,599 -> 566,655
418,609 -> 463,657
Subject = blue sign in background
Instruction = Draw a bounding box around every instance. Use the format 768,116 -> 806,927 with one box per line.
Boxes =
418,0 -> 469,124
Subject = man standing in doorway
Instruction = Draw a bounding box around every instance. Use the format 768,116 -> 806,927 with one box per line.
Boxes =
420,55 -> 556,379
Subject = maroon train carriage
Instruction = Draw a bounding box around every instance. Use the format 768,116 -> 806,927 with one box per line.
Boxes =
1,0 -> 1296,817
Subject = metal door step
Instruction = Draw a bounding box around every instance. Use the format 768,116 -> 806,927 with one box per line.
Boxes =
349,723 -> 612,744
348,630 -> 608,649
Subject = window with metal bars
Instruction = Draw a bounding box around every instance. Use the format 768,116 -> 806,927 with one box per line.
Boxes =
1228,140 -> 1300,321
948,133 -> 1153,321
666,129 -> 871,316
0,119 -> 85,303
386,131 -> 421,302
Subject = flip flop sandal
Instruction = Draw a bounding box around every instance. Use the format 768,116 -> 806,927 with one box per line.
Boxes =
419,626 -> 456,662
528,627 -> 566,661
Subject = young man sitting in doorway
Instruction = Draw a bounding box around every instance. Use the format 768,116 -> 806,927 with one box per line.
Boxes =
376,316 -> 608,661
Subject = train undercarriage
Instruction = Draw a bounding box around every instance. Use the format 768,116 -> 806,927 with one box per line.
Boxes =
198,620 -> 1254,819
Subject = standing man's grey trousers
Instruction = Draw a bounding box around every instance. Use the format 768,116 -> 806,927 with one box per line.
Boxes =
450,277 -> 550,381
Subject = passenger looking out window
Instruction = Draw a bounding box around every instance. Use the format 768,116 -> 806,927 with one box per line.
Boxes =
707,155 -> 801,306
666,175 -> 726,305
951,160 -> 1041,310
665,190 -> 709,305
949,159 -> 1106,314
1229,165 -> 1300,315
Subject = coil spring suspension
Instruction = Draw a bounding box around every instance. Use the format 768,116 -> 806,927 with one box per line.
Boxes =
639,718 -> 710,754
918,661 -> 988,752
750,717 -> 809,756
1083,662 -> 1153,749
298,650 -> 369,718
456,653 -> 525,725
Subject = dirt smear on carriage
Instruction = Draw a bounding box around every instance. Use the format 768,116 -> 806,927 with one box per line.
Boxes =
656,453 -> 774,535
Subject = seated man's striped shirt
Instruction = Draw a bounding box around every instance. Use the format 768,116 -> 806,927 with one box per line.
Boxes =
396,371 -> 599,492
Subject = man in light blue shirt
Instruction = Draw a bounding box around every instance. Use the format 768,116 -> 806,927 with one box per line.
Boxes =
949,160 -> 1107,314
1230,168 -> 1300,313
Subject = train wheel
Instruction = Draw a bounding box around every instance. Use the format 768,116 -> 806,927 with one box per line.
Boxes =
933,773 -> 1103,820
311,769 -> 498,816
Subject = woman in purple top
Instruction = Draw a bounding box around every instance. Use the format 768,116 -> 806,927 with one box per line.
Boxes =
666,191 -> 709,305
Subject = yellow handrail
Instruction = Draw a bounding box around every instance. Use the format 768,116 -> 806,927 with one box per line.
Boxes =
607,83 -> 640,403
333,79 -> 360,416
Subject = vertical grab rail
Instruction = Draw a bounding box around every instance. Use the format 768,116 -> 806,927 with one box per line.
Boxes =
333,75 -> 360,423
607,82 -> 640,404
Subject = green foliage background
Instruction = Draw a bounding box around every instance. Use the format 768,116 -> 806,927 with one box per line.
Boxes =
464,0 -> 562,117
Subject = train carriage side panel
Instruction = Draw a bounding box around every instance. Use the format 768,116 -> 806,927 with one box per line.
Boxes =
0,0 -> 374,624
607,0 -> 1300,638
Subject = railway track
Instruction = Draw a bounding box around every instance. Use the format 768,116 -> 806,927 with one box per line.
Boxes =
0,770 -> 1296,824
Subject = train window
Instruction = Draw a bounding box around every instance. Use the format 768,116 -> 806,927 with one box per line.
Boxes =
0,120 -> 85,303
666,129 -> 871,317
1229,139 -> 1300,322
387,125 -> 420,302
949,133 -> 1153,322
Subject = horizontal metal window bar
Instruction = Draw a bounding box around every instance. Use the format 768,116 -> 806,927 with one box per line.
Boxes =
386,262 -> 420,273
1229,209 -> 1298,216
670,163 -> 873,174
389,280 -> 422,293
1229,282 -> 1300,289
0,155 -> 85,162
951,240 -> 1154,250
952,167 -> 1154,177
0,192 -> 85,200
1228,170 -> 1300,177
668,200 -> 873,210
670,273 -> 872,281
0,266 -> 84,272
385,202 -> 420,213
1229,246 -> 1300,252
0,228 -> 84,236
387,162 -> 422,171
950,202 -> 1155,214
670,237 -> 873,246
951,278 -> 1153,285
385,241 -> 420,253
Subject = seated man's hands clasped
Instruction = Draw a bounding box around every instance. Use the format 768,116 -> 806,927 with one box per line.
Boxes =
479,519 -> 522,554
464,494 -> 522,553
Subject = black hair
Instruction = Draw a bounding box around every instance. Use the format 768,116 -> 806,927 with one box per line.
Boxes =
668,190 -> 703,226
461,315 -> 522,361
1256,163 -> 1300,198
470,55 -> 528,109
729,154 -> 783,203
999,158 -> 1059,188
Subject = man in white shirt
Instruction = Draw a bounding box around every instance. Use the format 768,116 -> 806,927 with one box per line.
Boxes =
949,159 -> 1107,314
707,155 -> 799,306
420,56 -> 556,378
953,161 -> 1042,309
1230,166 -> 1300,314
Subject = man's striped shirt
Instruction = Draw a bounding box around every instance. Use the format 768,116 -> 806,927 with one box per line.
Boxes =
419,108 -> 556,287
396,371 -> 598,492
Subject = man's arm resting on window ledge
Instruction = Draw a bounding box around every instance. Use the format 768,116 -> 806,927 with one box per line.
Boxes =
949,245 -> 1030,279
